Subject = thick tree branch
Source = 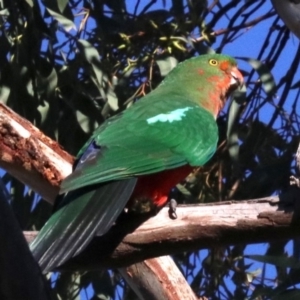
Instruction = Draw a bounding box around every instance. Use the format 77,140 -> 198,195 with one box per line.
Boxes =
0,103 -> 73,202
119,256 -> 198,300
1,101 -> 300,271
23,192 -> 300,270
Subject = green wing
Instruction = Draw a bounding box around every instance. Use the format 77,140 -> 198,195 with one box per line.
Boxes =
61,94 -> 218,194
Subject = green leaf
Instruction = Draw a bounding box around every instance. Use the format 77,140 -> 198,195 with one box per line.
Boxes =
240,57 -> 276,96
77,39 -> 103,88
245,268 -> 261,283
57,0 -> 68,13
0,9 -> 9,16
46,8 -> 76,31
226,84 -> 246,173
55,272 -> 80,300
25,0 -> 34,7
78,39 -> 101,64
227,99 -> 240,163
0,86 -> 10,104
156,56 -> 178,76
231,84 -> 247,105
176,183 -> 192,196
91,271 -> 114,300
76,110 -> 98,134
37,101 -> 50,125
46,67 -> 58,96
37,60 -> 58,97
107,89 -> 119,111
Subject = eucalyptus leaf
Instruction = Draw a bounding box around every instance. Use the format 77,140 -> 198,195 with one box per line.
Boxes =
0,8 -> 9,15
46,67 -> 58,96
37,101 -> 50,124
55,272 -> 80,300
76,110 -> 98,134
227,99 -> 240,162
156,56 -> 178,76
240,57 -> 276,96
91,271 -> 114,300
78,39 -> 104,91
46,8 -> 76,31
107,90 -> 119,111
25,0 -> 34,7
0,86 -> 10,104
57,0 -> 68,13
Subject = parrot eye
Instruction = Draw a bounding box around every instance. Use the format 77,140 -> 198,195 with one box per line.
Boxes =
209,59 -> 218,66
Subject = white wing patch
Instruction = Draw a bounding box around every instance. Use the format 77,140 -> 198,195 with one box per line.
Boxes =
147,107 -> 193,124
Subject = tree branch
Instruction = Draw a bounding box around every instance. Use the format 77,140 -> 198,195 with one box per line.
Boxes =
0,103 -> 73,203
2,101 -> 300,271
119,256 -> 198,300
23,192 -> 300,271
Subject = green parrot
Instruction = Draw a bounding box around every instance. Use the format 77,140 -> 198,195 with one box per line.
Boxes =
30,53 -> 243,272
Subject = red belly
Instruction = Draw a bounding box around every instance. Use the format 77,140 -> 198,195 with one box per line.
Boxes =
129,165 -> 193,210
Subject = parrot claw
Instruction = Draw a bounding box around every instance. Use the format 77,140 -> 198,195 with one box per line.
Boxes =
168,198 -> 177,219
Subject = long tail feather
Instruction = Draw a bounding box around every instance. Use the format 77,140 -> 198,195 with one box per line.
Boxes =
30,178 -> 137,272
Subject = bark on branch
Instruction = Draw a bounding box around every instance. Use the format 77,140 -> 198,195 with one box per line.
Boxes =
23,192 -> 300,271
119,257 -> 198,300
0,103 -> 73,202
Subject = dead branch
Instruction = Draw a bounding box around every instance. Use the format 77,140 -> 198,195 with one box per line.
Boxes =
1,101 -> 300,271
119,256 -> 198,300
23,192 -> 300,271
0,103 -> 73,202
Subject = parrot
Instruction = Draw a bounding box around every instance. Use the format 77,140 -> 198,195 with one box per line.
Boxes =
30,53 -> 243,273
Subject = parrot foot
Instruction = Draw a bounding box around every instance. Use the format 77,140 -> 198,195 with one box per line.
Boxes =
290,175 -> 300,188
168,198 -> 177,219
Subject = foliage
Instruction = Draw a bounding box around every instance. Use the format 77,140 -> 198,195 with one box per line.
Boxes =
0,0 -> 299,299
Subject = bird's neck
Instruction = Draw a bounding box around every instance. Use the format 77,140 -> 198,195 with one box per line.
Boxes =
154,78 -> 231,119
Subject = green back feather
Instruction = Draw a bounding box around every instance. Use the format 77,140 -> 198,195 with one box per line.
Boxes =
61,95 -> 218,193
60,54 -> 237,193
